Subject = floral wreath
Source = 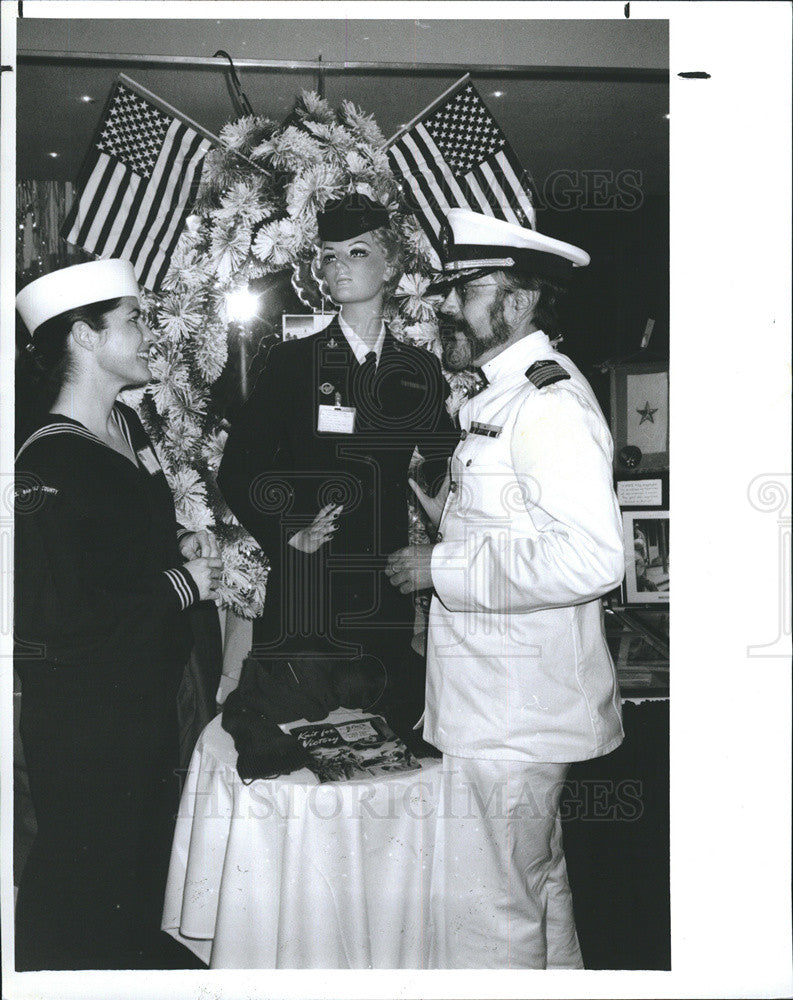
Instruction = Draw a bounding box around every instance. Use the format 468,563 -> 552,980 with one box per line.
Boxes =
128,91 -> 479,619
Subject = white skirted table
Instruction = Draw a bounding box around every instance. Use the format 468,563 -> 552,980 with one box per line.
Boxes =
162,713 -> 442,968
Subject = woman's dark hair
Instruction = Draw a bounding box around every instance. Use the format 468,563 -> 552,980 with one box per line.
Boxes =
16,297 -> 122,435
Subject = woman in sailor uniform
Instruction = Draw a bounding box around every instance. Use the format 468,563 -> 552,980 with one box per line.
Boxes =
14,260 -> 223,970
218,195 -> 455,739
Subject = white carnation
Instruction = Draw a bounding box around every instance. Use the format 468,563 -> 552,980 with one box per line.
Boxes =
210,221 -> 251,284
219,116 -> 259,151
157,292 -> 203,341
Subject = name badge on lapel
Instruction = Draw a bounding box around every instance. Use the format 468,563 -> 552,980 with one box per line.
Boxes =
137,446 -> 162,474
318,391 -> 356,433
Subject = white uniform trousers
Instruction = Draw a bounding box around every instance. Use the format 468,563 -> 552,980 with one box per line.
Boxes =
428,755 -> 583,969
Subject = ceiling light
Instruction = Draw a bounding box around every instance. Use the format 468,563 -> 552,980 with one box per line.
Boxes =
490,90 -> 505,98
664,113 -> 670,119
80,94 -> 95,103
47,152 -> 59,158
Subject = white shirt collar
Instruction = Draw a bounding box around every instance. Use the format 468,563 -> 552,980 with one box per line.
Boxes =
481,330 -> 551,384
337,313 -> 387,366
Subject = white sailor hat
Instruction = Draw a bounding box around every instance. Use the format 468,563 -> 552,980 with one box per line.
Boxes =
16,259 -> 140,336
431,209 -> 590,290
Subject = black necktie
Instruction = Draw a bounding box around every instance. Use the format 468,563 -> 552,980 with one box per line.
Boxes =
471,366 -> 488,395
352,351 -> 378,427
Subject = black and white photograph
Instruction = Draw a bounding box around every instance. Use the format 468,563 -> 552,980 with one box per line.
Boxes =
0,4 -> 790,1000
622,510 -> 669,603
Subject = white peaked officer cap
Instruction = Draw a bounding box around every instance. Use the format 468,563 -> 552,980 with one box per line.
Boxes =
16,259 -> 140,336
431,208 -> 590,289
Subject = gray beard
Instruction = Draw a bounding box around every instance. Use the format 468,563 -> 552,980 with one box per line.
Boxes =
439,301 -> 511,372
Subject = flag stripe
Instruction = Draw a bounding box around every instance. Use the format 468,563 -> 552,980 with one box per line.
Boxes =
473,161 -> 519,223
127,120 -> 186,267
390,142 -> 441,223
81,161 -> 128,251
61,152 -> 95,243
139,131 -> 209,289
152,140 -> 210,289
458,169 -> 493,217
495,149 -> 536,227
91,164 -> 135,256
414,125 -> 469,206
143,132 -> 206,287
389,142 -> 446,229
80,159 -> 126,253
110,170 -> 150,259
66,153 -> 116,246
501,142 -> 539,203
136,125 -> 195,286
387,145 -> 444,250
96,172 -> 142,259
400,133 -> 455,219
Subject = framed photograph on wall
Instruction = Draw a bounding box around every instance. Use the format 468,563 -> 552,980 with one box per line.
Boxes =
622,510 -> 670,604
282,312 -> 335,341
609,362 -> 669,471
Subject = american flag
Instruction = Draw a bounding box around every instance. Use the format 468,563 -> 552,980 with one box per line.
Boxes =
386,77 -> 537,257
62,77 -> 214,292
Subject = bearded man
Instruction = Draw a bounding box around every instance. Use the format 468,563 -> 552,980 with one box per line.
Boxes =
386,209 -> 625,969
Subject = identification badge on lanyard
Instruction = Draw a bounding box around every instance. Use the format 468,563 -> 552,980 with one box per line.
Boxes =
317,405 -> 356,434
137,446 -> 162,474
317,389 -> 356,433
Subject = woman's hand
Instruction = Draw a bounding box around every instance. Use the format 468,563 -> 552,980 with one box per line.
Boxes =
179,529 -> 219,560
183,556 -> 224,602
287,503 -> 342,554
409,461 -> 451,530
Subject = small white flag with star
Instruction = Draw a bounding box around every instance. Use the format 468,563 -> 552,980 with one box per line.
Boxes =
626,371 -> 668,455
62,76 -> 215,292
386,75 -> 537,258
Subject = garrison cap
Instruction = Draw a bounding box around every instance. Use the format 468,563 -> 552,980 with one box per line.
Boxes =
317,193 -> 390,242
430,209 -> 590,291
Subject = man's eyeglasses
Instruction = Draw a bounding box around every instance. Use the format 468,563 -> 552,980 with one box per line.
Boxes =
452,280 -> 500,304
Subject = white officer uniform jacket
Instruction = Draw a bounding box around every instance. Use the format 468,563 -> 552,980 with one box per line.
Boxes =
424,330 -> 625,763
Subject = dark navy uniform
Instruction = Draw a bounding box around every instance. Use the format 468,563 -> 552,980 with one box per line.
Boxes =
217,319 -> 456,730
14,402 -> 200,970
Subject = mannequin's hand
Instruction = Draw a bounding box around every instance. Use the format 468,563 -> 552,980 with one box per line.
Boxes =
287,503 -> 342,553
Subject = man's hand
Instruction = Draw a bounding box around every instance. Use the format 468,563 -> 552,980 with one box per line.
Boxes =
385,545 -> 435,594
179,530 -> 219,560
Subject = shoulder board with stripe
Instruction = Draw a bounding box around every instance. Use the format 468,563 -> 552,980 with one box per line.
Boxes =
525,359 -> 571,389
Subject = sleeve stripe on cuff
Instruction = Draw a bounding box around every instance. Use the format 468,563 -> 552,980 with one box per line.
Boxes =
165,568 -> 194,610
